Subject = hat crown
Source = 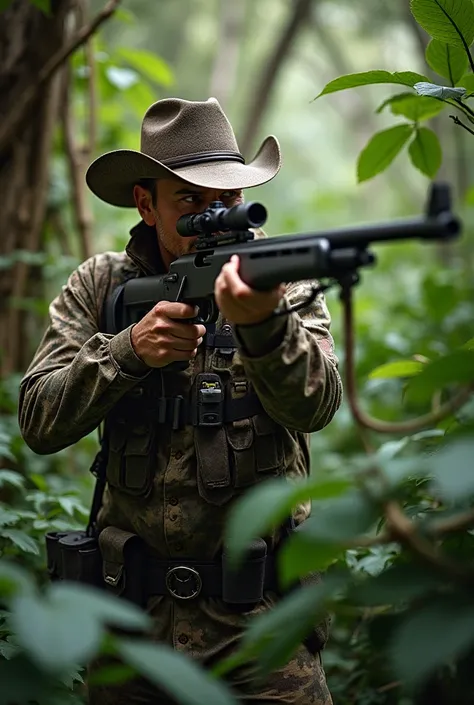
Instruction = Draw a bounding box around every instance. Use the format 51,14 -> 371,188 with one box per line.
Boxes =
140,98 -> 240,161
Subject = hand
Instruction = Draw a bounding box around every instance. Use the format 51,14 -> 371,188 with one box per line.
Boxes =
130,301 -> 206,368
215,254 -> 286,326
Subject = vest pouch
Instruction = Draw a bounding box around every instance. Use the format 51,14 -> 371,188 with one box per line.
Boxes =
222,537 -> 267,605
252,413 -> 284,474
107,420 -> 155,497
98,526 -> 146,607
225,418 -> 256,489
45,531 -> 70,581
58,531 -> 103,587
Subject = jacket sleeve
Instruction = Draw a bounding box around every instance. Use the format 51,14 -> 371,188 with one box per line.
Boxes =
234,280 -> 343,433
18,255 -> 151,455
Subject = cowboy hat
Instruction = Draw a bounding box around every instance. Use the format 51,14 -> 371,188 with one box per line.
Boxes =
86,97 -> 281,207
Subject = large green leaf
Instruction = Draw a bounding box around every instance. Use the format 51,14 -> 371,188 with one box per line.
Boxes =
410,0 -> 474,49
405,349 -> 474,402
369,360 -> 424,380
389,95 -> 447,121
314,71 -> 429,100
11,592 -> 102,672
357,125 -> 414,183
391,595 -> 474,683
409,127 -> 443,177
117,639 -> 238,705
224,476 -> 351,567
215,571 -> 348,678
426,39 -> 469,82
0,561 -> 33,599
295,492 -> 380,543
428,438 -> 474,501
115,48 -> 174,87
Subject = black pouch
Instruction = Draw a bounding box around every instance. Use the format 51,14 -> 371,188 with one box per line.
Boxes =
222,537 -> 267,605
99,526 -> 146,607
58,531 -> 103,587
45,531 -> 70,581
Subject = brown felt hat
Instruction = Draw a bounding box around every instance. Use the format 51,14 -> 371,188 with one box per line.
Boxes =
86,97 -> 281,207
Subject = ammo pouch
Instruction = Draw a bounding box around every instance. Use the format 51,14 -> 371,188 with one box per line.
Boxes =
98,525 -> 273,609
45,530 -> 102,586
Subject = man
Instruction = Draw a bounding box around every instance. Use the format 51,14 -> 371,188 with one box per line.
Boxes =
19,97 -> 342,704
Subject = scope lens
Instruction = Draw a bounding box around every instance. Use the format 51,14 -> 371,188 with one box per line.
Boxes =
246,202 -> 267,227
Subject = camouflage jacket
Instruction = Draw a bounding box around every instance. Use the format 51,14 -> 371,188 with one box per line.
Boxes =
19,220 -> 342,660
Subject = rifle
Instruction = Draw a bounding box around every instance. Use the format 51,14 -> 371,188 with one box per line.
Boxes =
107,183 -> 461,333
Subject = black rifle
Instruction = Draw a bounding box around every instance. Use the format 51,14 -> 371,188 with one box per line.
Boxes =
107,183 -> 461,332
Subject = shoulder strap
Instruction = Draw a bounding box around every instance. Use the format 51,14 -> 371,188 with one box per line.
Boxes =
86,425 -> 109,538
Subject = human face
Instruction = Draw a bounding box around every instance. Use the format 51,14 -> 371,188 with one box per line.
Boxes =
133,178 -> 243,269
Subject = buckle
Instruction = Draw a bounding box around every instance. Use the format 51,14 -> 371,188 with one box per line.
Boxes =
103,563 -> 124,588
165,566 -> 202,600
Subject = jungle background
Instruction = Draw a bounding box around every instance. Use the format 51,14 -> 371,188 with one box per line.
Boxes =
2,0 -> 474,704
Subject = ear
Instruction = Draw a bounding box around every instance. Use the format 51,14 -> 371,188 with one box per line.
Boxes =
133,185 -> 156,226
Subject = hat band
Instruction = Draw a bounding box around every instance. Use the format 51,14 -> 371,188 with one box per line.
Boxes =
161,150 -> 245,169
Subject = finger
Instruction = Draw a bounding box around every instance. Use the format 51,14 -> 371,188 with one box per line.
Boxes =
172,323 -> 207,341
156,301 -> 198,319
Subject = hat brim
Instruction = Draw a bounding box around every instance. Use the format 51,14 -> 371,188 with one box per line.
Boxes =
85,135 -> 281,208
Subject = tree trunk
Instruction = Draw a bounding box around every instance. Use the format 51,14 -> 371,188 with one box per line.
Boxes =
239,0 -> 314,155
0,0 -> 77,377
209,0 -> 246,111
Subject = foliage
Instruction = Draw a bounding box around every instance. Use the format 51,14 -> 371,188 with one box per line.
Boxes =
2,1 -> 474,704
315,0 -> 474,183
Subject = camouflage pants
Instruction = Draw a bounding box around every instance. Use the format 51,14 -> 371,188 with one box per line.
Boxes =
87,645 -> 332,704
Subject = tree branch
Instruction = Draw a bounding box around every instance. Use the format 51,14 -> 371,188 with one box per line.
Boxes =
341,285 -> 473,435
0,0 -> 121,154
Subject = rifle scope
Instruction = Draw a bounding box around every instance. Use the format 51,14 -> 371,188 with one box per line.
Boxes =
177,200 -> 267,237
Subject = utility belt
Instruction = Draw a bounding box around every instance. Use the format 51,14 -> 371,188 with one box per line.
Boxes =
45,527 -> 277,607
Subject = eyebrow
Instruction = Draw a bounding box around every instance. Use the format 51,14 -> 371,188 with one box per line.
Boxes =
174,187 -> 205,195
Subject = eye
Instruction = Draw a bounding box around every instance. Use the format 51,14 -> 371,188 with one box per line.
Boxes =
181,194 -> 203,205
221,190 -> 241,201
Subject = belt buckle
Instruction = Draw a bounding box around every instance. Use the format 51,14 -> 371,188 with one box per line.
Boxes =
165,565 -> 202,600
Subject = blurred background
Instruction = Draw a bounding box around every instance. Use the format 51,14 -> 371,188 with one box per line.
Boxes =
1,1 -> 474,702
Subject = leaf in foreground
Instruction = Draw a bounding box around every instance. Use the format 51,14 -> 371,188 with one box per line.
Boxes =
117,639 -> 238,705
391,595 -> 474,683
425,39 -> 468,83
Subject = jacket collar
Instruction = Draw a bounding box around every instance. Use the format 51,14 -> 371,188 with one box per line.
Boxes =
125,220 -> 166,275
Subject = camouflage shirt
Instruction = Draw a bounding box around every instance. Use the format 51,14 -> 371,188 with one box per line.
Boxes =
19,221 -> 342,670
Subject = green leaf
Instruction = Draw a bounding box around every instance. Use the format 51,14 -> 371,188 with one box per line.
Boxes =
216,571 -> 348,678
369,360 -> 424,380
414,81 -> 466,99
457,73 -> 474,91
87,663 -> 136,687
1,529 -> 39,555
295,492 -> 380,543
391,595 -> 474,683
278,530 -> 345,587
117,639 -> 238,705
409,127 -> 443,177
0,506 -> 21,527
350,563 -> 446,606
11,592 -> 102,672
410,0 -> 474,49
0,470 -> 25,490
357,125 -> 414,183
48,583 -> 152,632
0,561 -> 33,599
115,48 -> 174,87
406,349 -> 474,402
389,95 -> 447,121
428,438 -> 474,500
426,39 -> 469,83
0,0 -> 14,12
314,71 -> 429,100
224,476 -> 351,567
29,0 -> 51,14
